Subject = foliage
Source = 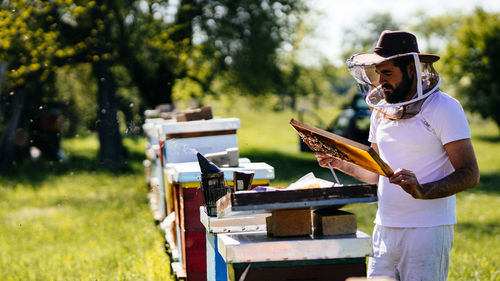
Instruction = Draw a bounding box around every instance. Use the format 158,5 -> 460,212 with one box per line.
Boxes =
441,8 -> 500,130
0,1 -> 59,89
0,0 -> 312,169
0,0 -> 62,128
191,0 -> 308,96
340,12 -> 400,61
0,0 -> 130,168
54,64 -> 97,136
409,11 -> 462,55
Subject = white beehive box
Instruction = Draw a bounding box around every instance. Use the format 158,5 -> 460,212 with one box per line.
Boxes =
158,117 -> 240,163
143,118 -> 174,146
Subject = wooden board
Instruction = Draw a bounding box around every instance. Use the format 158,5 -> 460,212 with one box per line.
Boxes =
290,118 -> 393,177
226,184 -> 376,206
216,184 -> 377,216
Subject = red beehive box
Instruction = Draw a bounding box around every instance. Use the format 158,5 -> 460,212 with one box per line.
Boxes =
180,188 -> 205,230
181,229 -> 207,274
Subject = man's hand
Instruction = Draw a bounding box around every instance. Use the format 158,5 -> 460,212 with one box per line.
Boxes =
315,152 -> 342,168
389,168 -> 425,199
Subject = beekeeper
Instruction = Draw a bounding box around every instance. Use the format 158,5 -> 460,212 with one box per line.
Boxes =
315,30 -> 480,280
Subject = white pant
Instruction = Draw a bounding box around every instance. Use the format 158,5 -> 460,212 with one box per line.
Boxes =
367,224 -> 454,281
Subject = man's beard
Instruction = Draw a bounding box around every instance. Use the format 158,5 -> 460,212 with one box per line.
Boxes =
383,71 -> 413,104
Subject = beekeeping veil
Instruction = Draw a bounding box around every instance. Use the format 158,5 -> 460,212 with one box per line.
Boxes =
346,30 -> 441,120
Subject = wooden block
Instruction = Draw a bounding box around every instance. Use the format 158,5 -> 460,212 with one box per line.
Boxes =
270,208 -> 312,237
173,112 -> 187,122
199,106 -> 213,120
266,215 -> 274,236
183,110 -> 204,121
159,111 -> 176,120
313,209 -> 357,236
174,106 -> 213,122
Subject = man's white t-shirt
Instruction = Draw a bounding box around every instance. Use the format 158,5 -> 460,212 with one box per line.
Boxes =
368,90 -> 471,227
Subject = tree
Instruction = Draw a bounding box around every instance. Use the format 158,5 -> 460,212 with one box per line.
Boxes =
70,0 -> 309,165
176,0 -> 308,99
441,8 -> 500,129
341,13 -> 400,61
409,11 -> 462,55
0,0 -> 309,169
0,0 -> 62,169
0,0 -> 130,168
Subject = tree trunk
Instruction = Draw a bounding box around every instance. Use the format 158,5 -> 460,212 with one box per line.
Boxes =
93,59 -> 125,168
0,89 -> 30,170
0,63 -> 5,94
90,0 -> 125,168
0,63 -> 6,122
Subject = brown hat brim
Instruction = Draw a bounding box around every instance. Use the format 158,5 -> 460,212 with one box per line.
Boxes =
350,52 -> 440,66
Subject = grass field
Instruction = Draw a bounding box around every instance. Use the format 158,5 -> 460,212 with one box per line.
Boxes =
1,99 -> 499,280
0,137 -> 174,280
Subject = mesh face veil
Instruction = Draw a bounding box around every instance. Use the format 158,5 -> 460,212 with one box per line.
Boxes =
347,53 -> 441,120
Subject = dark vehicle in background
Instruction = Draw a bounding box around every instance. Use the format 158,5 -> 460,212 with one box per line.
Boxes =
299,94 -> 371,152
327,93 -> 371,145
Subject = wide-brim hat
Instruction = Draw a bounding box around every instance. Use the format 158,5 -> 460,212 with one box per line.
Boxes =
349,30 -> 440,66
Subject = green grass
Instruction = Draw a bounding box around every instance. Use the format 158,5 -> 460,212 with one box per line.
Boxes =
0,136 -> 173,281
449,119 -> 500,281
1,101 -> 499,280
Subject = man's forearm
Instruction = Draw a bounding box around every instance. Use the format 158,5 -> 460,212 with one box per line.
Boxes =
336,160 -> 380,184
421,166 -> 479,199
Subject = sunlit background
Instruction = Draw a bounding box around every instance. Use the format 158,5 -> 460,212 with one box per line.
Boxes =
1,0 -> 499,280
